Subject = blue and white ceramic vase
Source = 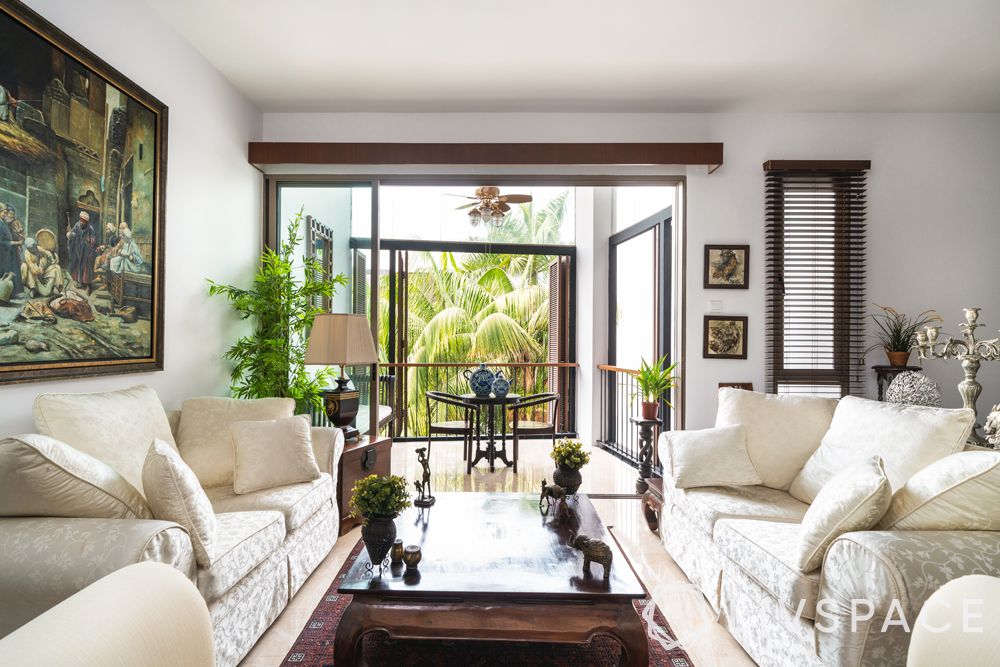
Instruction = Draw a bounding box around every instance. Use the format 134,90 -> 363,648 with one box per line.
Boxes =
464,363 -> 495,397
491,372 -> 513,398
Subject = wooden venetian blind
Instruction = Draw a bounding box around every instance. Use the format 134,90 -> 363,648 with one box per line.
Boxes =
764,160 -> 869,397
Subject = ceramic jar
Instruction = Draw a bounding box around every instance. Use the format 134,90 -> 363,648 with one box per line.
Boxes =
491,371 -> 513,398
361,515 -> 397,567
464,362 -> 495,397
552,464 -> 583,495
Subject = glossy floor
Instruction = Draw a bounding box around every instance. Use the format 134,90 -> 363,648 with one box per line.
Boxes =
239,442 -> 755,667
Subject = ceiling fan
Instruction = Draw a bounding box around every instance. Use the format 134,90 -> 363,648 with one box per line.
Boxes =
451,186 -> 532,227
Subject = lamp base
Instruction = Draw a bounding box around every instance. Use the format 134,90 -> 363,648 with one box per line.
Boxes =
322,387 -> 361,442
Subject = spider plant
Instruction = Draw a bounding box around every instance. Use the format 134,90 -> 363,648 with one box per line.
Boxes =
865,304 -> 942,355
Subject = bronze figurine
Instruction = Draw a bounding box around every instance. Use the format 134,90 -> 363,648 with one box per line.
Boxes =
539,479 -> 569,519
571,534 -> 613,583
413,446 -> 436,507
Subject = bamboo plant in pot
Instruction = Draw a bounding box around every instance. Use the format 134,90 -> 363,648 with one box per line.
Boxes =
350,474 -> 411,570
635,355 -> 679,420
865,304 -> 941,367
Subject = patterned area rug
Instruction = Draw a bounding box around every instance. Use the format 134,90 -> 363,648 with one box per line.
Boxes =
281,540 -> 696,666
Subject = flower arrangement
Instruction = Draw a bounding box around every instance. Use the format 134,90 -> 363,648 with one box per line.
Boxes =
550,438 -> 591,470
349,474 -> 411,520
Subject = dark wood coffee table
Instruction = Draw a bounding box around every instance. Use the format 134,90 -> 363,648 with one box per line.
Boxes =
335,492 -> 649,666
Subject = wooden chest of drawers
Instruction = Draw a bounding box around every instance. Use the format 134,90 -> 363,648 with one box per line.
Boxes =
337,435 -> 392,535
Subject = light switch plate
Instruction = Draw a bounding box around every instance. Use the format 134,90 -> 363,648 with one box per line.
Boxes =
709,300 -> 723,313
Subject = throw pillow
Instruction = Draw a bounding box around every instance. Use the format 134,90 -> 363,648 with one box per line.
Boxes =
33,384 -> 176,496
0,434 -> 152,519
176,397 -> 295,488
715,388 -> 838,490
795,455 -> 892,572
789,396 -> 975,503
230,415 -> 320,494
143,439 -> 217,567
878,451 -> 1000,530
666,425 -> 762,489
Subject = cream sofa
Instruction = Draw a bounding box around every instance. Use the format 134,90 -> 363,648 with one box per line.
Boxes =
658,389 -> 1000,667
0,387 -> 345,667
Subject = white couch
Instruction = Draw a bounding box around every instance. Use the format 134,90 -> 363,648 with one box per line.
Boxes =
658,389 -> 1000,667
0,387 -> 345,667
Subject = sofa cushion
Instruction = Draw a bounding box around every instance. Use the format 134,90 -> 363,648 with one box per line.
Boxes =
790,396 -> 975,503
715,518 -> 821,620
196,511 -> 285,601
796,456 -> 892,572
879,451 -> 1000,530
0,434 -> 152,520
205,473 -> 333,531
666,425 -> 762,489
176,397 -> 295,488
715,388 -> 838,490
672,484 -> 810,537
143,439 -> 217,568
231,415 -> 320,494
33,385 -> 176,496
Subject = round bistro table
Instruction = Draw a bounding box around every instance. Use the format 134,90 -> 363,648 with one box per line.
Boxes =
461,392 -> 522,473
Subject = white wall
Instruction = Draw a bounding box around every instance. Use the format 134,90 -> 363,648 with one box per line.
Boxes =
0,0 -> 263,434
262,112 -> 1000,432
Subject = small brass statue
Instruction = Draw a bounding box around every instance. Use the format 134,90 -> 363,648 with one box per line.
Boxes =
571,534 -> 613,583
539,479 -> 569,518
413,446 -> 435,507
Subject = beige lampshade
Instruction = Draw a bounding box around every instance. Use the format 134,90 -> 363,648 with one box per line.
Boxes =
305,313 -> 378,366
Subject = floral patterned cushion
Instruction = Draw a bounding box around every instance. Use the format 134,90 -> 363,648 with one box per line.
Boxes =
196,511 -> 285,601
715,518 -> 821,619
205,474 -> 333,531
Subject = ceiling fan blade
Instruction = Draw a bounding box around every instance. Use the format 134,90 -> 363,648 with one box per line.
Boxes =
498,202 -> 511,212
501,194 -> 532,203
455,202 -> 479,209
444,194 -> 477,198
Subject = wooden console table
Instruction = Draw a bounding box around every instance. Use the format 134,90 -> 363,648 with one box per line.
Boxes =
337,435 -> 391,535
642,478 -> 664,533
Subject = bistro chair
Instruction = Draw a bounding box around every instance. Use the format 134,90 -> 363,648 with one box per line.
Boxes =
506,392 -> 559,474
425,391 -> 480,470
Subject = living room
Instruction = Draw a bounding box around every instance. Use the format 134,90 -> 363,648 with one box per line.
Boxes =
1,1 -> 999,666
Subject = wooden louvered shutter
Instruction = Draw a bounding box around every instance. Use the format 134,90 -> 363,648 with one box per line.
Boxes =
547,257 -> 570,429
352,251 -> 367,315
764,160 -> 869,397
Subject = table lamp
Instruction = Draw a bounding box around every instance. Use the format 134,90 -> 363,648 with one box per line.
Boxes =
305,313 -> 379,441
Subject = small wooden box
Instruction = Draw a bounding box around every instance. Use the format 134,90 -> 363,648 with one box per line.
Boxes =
337,435 -> 392,535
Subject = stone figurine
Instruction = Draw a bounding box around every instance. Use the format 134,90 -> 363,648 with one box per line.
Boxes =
985,404 -> 1000,448
413,447 -> 435,507
571,534 -> 613,583
539,479 -> 569,518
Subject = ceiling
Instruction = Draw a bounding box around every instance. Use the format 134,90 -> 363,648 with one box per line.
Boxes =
144,0 -> 1000,113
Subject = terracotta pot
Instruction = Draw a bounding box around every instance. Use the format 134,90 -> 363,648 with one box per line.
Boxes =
641,401 -> 660,420
886,349 -> 912,368
552,464 -> 583,495
361,515 -> 397,567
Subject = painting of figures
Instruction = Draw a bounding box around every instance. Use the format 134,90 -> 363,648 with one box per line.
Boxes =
0,1 -> 166,384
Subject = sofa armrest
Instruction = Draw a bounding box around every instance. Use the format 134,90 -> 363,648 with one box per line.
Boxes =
0,562 -> 213,667
816,530 -> 1000,667
656,431 -> 679,500
0,517 -> 196,637
311,426 -> 345,486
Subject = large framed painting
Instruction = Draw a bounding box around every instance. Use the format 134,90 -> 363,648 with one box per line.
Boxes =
0,1 -> 167,384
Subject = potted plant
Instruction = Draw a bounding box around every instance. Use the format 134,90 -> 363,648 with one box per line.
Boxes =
350,474 -> 412,567
550,438 -> 591,495
634,355 -> 679,419
208,208 -> 348,413
865,304 -> 941,367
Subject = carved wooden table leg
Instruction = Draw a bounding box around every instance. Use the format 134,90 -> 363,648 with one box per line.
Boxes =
333,599 -> 370,666
641,478 -> 664,534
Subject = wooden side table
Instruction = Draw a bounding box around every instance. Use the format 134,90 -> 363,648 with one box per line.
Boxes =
337,435 -> 392,535
629,417 -> 661,494
872,365 -> 922,401
641,478 -> 664,533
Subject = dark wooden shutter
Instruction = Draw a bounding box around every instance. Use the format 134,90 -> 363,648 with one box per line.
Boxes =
352,251 -> 367,315
764,160 -> 869,397
547,257 -> 570,429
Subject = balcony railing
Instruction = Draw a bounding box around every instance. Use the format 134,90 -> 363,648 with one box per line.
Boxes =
596,364 -> 663,472
379,361 -> 578,441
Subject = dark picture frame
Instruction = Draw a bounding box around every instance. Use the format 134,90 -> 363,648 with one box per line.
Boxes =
704,244 -> 749,289
703,315 -> 748,359
0,0 -> 167,385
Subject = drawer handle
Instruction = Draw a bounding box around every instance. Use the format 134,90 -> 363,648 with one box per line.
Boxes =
361,447 -> 377,470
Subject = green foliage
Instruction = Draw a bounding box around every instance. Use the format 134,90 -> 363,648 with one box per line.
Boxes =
865,304 -> 942,353
349,474 -> 412,519
635,354 -> 679,405
208,209 -> 348,412
550,438 -> 591,470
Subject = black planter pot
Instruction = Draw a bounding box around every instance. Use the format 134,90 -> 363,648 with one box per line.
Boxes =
361,515 -> 397,566
552,464 -> 583,495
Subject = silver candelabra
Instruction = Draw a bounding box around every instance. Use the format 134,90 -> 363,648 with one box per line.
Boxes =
914,308 -> 1000,446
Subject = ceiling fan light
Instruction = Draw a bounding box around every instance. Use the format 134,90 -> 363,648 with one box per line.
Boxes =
468,208 -> 481,226
490,210 -> 504,226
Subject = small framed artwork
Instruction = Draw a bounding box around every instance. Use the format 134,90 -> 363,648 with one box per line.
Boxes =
703,316 -> 748,360
704,244 -> 749,289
